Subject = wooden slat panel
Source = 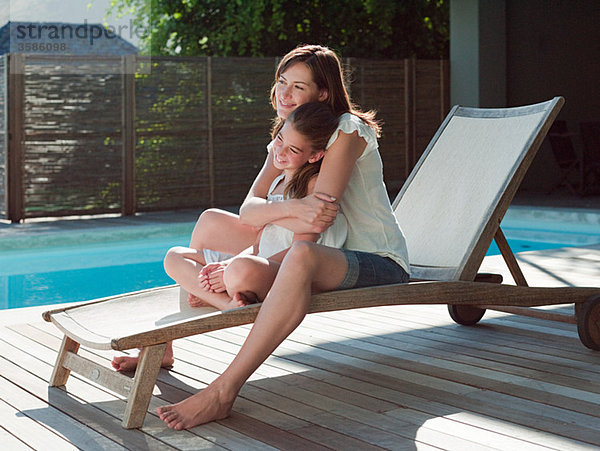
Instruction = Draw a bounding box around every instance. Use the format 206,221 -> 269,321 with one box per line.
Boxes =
7,55 -> 448,218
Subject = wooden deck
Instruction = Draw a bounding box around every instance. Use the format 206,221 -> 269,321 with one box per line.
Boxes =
2,244 -> 600,450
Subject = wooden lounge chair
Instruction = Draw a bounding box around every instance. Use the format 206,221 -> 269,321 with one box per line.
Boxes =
43,96 -> 600,429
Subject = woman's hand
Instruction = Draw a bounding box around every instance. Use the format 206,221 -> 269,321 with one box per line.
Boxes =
293,192 -> 339,233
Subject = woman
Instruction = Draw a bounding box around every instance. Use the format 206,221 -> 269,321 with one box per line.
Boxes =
156,44 -> 410,429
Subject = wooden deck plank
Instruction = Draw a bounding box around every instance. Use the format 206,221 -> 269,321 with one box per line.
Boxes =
0,353 -> 173,450
7,322 -> 305,450
217,322 -> 598,449
151,345 -> 400,449
356,305 -> 598,365
306,311 -> 600,390
0,395 -> 78,451
0,326 -> 216,450
0,426 -> 32,451
145,329 -> 502,449
299,310 -> 600,392
256,325 -> 600,446
353,306 -> 600,377
295,310 -> 600,410
188,327 -> 592,450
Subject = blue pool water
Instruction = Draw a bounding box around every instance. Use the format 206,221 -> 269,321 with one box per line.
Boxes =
0,235 -> 191,310
2,208 -> 599,310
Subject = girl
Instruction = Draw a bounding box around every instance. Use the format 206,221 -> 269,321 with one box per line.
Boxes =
154,44 -> 410,430
167,102 -> 347,310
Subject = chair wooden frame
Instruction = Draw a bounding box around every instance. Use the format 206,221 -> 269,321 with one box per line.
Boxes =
43,97 -> 600,429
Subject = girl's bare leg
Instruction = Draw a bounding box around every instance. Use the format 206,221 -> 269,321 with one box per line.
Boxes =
223,256 -> 281,302
156,241 -> 348,430
164,246 -> 247,310
189,208 -> 259,254
112,209 -> 258,372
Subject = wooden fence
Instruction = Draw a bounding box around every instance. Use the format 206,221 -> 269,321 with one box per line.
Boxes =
0,54 -> 449,222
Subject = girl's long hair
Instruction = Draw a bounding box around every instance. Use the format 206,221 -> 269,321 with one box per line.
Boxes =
283,102 -> 339,199
270,44 -> 381,139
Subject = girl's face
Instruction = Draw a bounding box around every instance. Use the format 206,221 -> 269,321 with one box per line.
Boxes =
275,62 -> 327,119
273,121 -> 324,172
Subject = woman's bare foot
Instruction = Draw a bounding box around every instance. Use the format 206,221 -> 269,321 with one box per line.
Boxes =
111,344 -> 174,372
156,379 -> 236,430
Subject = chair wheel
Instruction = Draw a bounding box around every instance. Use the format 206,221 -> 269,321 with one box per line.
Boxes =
577,295 -> 600,351
448,305 -> 486,326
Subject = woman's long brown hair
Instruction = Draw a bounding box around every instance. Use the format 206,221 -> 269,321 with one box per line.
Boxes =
270,44 -> 381,139
282,102 -> 339,199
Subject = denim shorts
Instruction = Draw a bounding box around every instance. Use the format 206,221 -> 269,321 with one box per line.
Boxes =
336,249 -> 410,290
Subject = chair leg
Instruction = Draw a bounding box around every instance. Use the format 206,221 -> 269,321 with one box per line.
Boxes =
50,335 -> 80,387
121,343 -> 167,429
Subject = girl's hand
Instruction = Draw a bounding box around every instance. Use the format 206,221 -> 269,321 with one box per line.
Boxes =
294,192 -> 339,233
199,261 -> 229,293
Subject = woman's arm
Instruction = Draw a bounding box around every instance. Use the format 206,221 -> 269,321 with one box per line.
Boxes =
240,130 -> 366,233
313,130 -> 366,201
239,149 -> 338,231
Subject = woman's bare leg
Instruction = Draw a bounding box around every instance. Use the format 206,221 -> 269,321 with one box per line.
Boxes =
156,241 -> 348,430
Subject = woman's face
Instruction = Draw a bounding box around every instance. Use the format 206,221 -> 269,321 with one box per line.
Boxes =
275,62 -> 327,119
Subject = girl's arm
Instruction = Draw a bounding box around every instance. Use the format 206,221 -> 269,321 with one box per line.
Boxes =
238,150 -> 286,225
264,174 -> 327,264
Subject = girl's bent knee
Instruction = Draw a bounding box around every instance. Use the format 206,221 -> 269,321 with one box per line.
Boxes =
163,246 -> 187,275
223,257 -> 255,290
197,209 -> 231,228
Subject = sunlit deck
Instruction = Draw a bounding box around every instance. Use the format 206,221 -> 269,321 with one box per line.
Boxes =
1,240 -> 599,450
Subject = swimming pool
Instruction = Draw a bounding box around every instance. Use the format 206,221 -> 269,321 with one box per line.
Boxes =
1,207 -> 599,310
0,220 -> 194,310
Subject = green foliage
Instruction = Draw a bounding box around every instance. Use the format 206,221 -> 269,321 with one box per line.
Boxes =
105,0 -> 448,58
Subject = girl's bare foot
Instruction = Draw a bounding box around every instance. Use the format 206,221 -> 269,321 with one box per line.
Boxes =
225,296 -> 249,310
188,293 -> 211,308
156,380 -> 236,430
111,345 -> 174,372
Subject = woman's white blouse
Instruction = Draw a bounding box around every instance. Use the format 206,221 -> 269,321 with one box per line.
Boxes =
326,113 -> 409,273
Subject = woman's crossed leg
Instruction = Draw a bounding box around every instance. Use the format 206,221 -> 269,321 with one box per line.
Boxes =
156,240 -> 348,429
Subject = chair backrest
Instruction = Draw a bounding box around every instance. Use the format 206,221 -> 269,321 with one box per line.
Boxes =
580,121 -> 600,168
392,97 -> 564,282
